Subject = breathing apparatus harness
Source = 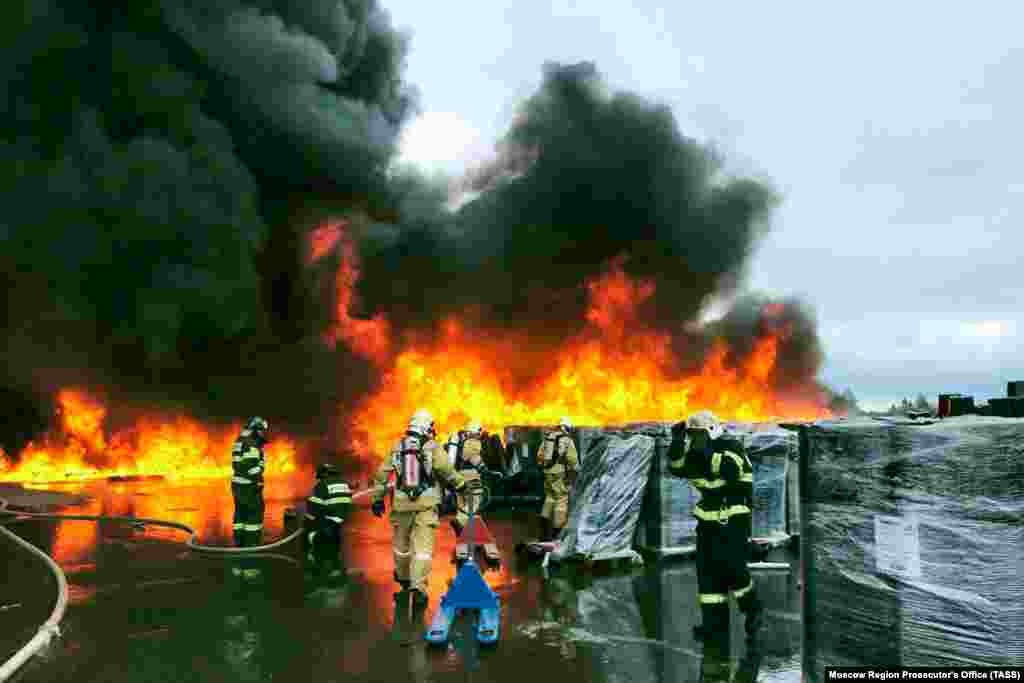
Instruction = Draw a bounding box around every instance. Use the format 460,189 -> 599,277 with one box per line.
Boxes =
454,430 -> 487,472
542,430 -> 571,470
394,431 -> 435,500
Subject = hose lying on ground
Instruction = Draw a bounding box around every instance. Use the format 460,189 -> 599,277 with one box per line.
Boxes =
0,484 -> 390,682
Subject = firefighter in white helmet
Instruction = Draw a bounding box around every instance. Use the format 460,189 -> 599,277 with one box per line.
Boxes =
667,410 -> 763,644
371,409 -> 475,611
444,419 -> 489,538
535,416 -> 579,542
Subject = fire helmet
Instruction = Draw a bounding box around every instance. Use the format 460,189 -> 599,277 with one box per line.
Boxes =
465,420 -> 482,434
246,417 -> 269,434
558,417 -> 573,431
686,411 -> 724,441
316,462 -> 340,480
409,409 -> 435,437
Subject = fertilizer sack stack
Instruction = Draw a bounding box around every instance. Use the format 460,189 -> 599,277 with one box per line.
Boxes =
800,417 -> 1024,681
634,422 -> 798,555
551,430 -> 656,561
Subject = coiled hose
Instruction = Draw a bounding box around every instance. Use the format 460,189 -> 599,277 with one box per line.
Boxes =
0,483 -> 389,682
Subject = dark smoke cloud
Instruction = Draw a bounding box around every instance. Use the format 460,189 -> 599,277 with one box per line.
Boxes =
706,294 -> 824,389
356,62 -> 779,347
0,0 -> 413,447
0,0 -> 827,458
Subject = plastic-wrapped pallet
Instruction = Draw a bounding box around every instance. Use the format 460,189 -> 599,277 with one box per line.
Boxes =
800,417 -> 1024,681
630,422 -> 701,554
744,430 -> 795,540
551,430 -> 655,561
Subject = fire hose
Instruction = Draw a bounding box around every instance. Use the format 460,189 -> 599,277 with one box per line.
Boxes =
0,484 -> 390,682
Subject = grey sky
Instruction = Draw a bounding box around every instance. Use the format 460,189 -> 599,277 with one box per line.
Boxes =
385,0 -> 1022,408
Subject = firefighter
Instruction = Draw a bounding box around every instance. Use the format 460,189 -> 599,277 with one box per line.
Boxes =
667,410 -> 763,643
304,462 -> 352,582
536,416 -> 579,542
445,420 -> 489,538
371,409 -> 476,610
698,629 -> 763,682
231,417 -> 268,578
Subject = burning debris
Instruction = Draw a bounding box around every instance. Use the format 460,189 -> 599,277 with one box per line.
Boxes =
0,390 -> 299,483
1,1 -> 835,480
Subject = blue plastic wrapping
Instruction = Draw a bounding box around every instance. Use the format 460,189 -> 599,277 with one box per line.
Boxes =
741,430 -> 797,540
800,416 -> 1024,681
551,431 -> 656,561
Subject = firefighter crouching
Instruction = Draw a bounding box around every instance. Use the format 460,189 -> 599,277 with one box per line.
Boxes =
304,462 -> 352,582
371,409 -> 477,610
445,420 -> 489,538
536,417 -> 579,542
667,410 -> 763,643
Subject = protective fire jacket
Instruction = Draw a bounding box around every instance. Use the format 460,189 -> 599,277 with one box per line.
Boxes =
231,432 -> 266,486
372,434 -> 466,512
305,476 -> 352,527
668,434 -> 754,523
537,431 -> 579,499
447,431 -> 486,486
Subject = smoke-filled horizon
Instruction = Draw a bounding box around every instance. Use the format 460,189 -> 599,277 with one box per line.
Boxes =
0,0 -> 834,460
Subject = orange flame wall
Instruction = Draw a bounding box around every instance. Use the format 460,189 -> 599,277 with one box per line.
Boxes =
0,224 -> 831,483
0,389 -> 300,484
342,250 -> 831,459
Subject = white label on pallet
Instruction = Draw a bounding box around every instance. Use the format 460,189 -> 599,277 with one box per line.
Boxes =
874,513 -> 922,580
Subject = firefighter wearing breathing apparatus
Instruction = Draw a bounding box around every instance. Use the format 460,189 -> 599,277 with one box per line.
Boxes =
304,462 -> 352,582
667,410 -> 763,643
445,420 -> 490,538
371,409 -> 475,610
536,416 -> 579,542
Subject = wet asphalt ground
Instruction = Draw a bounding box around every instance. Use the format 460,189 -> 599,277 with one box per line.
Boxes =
2,479 -> 801,682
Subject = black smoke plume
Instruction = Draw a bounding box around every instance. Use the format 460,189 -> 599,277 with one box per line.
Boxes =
0,0 -> 828,458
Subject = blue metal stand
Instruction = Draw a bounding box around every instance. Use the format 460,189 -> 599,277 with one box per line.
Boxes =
425,488 -> 501,645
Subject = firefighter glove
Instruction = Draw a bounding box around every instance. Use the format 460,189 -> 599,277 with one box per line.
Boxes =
371,500 -> 385,517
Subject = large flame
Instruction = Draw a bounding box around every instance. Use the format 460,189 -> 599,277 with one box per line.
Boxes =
0,222 -> 830,483
344,250 -> 830,458
0,389 -> 300,484
315,218 -> 392,364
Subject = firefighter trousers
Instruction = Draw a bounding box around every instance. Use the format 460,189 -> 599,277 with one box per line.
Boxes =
305,520 -> 343,577
232,483 -> 265,547
390,507 -> 440,593
695,515 -> 759,621
540,493 -> 569,530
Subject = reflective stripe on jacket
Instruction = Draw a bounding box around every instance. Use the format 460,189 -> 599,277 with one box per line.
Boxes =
668,435 -> 753,522
231,435 -> 265,486
307,477 -> 352,526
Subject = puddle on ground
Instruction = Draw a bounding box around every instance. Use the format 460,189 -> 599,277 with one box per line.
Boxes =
5,479 -> 802,682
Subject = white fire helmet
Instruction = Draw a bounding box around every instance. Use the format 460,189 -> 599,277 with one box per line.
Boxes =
559,416 -> 573,430
465,420 -> 482,434
409,409 -> 435,437
686,410 -> 724,441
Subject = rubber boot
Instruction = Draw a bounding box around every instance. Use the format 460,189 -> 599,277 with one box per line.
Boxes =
394,572 -> 410,604
693,605 -> 728,641
738,590 -> 764,642
411,589 -> 429,610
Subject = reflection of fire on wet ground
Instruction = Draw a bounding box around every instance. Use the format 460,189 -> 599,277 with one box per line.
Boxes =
5,481 -> 801,682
